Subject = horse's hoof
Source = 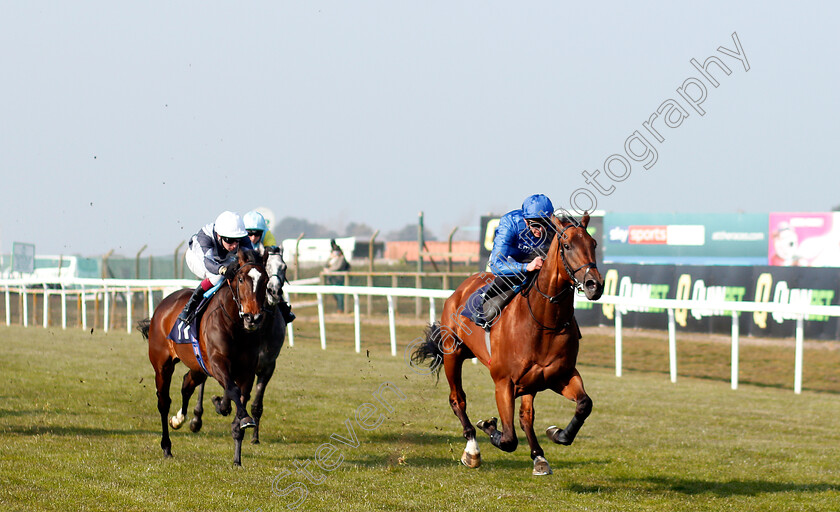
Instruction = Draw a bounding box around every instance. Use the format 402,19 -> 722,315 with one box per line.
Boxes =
251,437 -> 260,445
460,451 -> 481,469
546,425 -> 572,445
240,416 -> 256,429
212,396 -> 231,416
476,417 -> 497,435
189,418 -> 202,433
532,455 -> 553,476
169,411 -> 185,430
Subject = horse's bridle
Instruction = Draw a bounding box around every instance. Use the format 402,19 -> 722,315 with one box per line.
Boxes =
525,221 -> 597,331
531,222 -> 596,302
222,262 -> 264,320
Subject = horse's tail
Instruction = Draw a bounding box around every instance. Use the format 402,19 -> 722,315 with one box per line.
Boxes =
136,318 -> 151,340
410,322 -> 445,380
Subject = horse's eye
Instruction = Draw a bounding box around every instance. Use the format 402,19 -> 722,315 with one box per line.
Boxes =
563,244 -> 571,251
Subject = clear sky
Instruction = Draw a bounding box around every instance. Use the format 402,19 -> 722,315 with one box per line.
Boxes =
2,1 -> 837,256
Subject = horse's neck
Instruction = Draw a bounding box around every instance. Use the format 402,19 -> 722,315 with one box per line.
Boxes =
208,284 -> 238,329
537,239 -> 571,297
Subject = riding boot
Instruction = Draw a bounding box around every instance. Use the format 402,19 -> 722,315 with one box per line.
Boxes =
278,299 -> 296,324
177,285 -> 204,323
476,277 -> 515,329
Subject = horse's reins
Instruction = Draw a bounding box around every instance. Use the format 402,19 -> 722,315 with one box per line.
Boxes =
525,222 -> 596,332
212,262 -> 264,323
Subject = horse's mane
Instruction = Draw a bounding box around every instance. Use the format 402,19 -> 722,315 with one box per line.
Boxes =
238,248 -> 261,266
557,215 -> 580,226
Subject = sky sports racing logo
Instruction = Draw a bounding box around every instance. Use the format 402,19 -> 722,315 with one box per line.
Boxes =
609,225 -> 705,245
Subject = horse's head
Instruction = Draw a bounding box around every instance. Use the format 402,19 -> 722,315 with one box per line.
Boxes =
228,249 -> 269,331
549,214 -> 604,300
262,246 -> 287,307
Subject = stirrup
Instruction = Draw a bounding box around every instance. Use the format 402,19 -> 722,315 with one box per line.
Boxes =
283,309 -> 296,323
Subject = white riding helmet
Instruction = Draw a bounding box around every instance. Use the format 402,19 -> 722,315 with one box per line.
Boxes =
214,211 -> 247,238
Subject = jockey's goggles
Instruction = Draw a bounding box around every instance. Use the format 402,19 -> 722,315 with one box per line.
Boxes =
220,236 -> 240,245
246,230 -> 264,238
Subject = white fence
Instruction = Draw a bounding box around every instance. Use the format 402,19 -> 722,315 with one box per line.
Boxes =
2,277 -> 839,394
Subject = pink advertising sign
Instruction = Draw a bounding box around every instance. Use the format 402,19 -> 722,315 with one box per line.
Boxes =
769,212 -> 840,267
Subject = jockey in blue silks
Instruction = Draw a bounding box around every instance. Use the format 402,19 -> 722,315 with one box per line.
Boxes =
243,210 -> 296,324
475,194 -> 556,329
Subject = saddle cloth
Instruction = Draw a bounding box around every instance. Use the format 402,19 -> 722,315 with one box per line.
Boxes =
166,277 -> 225,345
460,283 -> 492,325
167,294 -> 211,345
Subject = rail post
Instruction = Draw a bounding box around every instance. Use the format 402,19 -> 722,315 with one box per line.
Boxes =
731,311 -> 739,390
614,310 -> 622,377
317,292 -> 326,350
447,226 -> 458,272
794,315 -> 804,394
668,308 -> 677,383
353,293 -> 361,353
294,233 -> 305,281
172,242 -> 184,279
135,245 -> 147,279
387,294 -> 397,356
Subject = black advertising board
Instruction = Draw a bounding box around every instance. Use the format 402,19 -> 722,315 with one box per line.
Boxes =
580,264 -> 840,340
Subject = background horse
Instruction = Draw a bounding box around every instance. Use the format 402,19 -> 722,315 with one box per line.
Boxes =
188,246 -> 287,444
138,248 -> 268,466
412,214 -> 603,475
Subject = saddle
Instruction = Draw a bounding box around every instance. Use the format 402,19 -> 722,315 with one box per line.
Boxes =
460,283 -> 492,326
460,273 -> 538,327
167,278 -> 225,345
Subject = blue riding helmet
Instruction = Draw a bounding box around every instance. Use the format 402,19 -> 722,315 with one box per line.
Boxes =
522,194 -> 554,220
243,210 -> 268,243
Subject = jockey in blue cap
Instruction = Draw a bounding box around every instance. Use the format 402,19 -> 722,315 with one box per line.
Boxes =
243,210 -> 295,324
178,211 -> 255,324
474,194 -> 555,329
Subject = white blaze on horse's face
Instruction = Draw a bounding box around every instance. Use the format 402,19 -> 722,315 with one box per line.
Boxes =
248,268 -> 262,294
265,253 -> 285,306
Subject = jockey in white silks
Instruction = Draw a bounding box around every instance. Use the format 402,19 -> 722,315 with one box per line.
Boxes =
179,211 -> 255,324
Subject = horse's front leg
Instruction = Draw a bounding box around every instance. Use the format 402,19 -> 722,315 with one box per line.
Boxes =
213,370 -> 255,466
547,369 -> 592,446
520,394 -> 552,475
250,361 -> 276,444
477,378 -> 518,453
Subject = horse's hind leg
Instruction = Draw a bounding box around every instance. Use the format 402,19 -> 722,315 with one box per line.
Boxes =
190,381 -> 205,433
250,362 -> 276,444
153,356 -> 176,458
443,349 -> 481,468
171,369 -> 206,431
547,369 -> 592,446
520,394 -> 551,476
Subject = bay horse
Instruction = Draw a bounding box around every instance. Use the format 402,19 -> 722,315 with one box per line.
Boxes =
137,248 -> 268,466
411,214 -> 603,475
186,246 -> 287,445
